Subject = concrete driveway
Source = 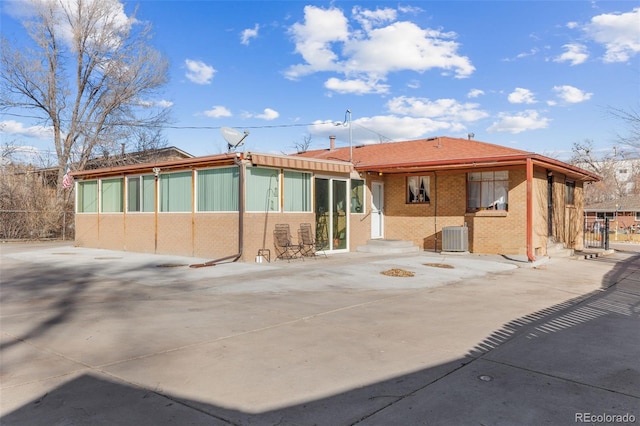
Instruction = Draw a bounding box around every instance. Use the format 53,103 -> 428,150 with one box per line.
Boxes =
1,242 -> 638,425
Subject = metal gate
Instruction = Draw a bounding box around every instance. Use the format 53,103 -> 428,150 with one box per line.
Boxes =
584,217 -> 609,250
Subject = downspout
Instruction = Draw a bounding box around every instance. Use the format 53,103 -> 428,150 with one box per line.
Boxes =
526,157 -> 536,262
433,172 -> 438,252
190,156 -> 244,267
153,168 -> 160,253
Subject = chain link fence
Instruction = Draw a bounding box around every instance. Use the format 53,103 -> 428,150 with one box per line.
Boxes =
0,210 -> 75,241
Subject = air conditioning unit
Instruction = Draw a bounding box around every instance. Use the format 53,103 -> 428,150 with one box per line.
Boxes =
442,226 -> 468,252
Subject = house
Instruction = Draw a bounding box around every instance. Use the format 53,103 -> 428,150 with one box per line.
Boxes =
37,146 -> 193,187
584,195 -> 640,232
70,136 -> 599,262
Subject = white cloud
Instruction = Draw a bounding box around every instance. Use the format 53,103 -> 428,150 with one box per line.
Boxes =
324,77 -> 390,95
203,106 -> 232,118
552,85 -> 593,103
308,115 -> 460,145
136,98 -> 173,108
516,48 -> 539,59
255,108 -> 279,120
0,120 -> 54,139
398,5 -> 424,15
241,24 -> 260,45
286,5 -> 474,90
584,7 -> 640,63
352,6 -> 397,31
285,6 -> 349,79
467,89 -> 485,98
554,43 -> 589,65
487,110 -> 550,134
566,21 -> 579,29
343,21 -> 474,78
387,96 -> 489,123
157,100 -> 174,108
508,88 -> 537,104
185,59 -> 216,85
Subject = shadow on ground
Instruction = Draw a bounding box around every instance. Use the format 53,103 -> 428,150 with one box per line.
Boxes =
2,255 -> 639,425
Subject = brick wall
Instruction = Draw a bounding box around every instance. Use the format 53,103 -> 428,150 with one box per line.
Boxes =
380,168 -> 529,255
157,214 -> 193,256
193,213 -> 239,259
241,212 -> 315,262
72,165 -> 587,260
124,214 -> 155,253
98,214 -> 124,250
472,168 -> 527,255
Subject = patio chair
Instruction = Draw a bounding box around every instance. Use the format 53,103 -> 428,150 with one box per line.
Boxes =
273,227 -> 303,262
298,222 -> 327,258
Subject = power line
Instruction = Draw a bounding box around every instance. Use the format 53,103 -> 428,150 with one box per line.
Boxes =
0,112 -> 321,131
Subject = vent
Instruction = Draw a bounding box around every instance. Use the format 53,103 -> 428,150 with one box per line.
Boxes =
442,226 -> 468,252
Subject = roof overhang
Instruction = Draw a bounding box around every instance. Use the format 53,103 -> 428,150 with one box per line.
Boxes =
70,152 -> 240,180
69,151 -> 353,180
248,153 -> 352,174
355,154 -> 600,182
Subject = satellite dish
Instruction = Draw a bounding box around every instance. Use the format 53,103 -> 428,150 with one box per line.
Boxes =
221,127 -> 249,151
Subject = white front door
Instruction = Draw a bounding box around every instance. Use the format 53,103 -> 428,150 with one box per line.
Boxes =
371,182 -> 384,239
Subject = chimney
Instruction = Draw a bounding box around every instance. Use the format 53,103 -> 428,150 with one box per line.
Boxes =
329,135 -> 336,151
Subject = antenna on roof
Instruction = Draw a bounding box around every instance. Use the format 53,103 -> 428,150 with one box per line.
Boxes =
221,127 -> 249,152
468,132 -> 475,140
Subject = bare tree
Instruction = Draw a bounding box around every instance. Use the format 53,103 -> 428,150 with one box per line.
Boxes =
609,105 -> 640,149
292,134 -> 312,153
0,0 -> 170,208
570,139 -> 639,204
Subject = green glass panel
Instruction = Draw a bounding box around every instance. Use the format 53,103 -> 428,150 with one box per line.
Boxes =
160,171 -> 192,212
78,181 -> 98,213
197,167 -> 239,212
246,167 -> 279,212
283,170 -> 311,212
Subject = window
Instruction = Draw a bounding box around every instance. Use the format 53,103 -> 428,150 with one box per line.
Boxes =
407,176 -> 430,203
77,180 -> 98,213
197,167 -> 239,212
101,178 -> 123,213
597,212 -> 614,220
160,171 -> 192,212
566,181 -> 575,205
127,175 -> 155,212
246,167 -> 279,212
351,179 -> 364,213
635,212 -> 640,221
283,170 -> 311,212
467,171 -> 509,211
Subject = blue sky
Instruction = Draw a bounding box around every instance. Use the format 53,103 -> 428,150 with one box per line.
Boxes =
1,0 -> 639,162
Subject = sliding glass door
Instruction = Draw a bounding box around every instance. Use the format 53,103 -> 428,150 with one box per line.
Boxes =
315,177 -> 348,251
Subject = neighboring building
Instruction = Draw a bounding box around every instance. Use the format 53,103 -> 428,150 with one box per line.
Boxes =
38,146 -> 193,187
584,196 -> 640,231
574,157 -> 640,204
70,137 -> 599,262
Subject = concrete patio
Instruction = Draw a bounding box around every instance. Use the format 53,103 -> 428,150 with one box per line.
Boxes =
1,242 -> 638,425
